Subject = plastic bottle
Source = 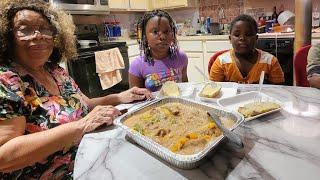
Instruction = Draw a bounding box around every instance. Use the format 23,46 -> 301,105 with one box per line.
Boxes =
272,6 -> 278,22
196,18 -> 201,34
104,21 -> 112,37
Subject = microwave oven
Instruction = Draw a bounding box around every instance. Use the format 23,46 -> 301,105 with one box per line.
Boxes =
49,0 -> 109,15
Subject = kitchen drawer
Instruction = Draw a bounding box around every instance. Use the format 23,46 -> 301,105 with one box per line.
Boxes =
128,44 -> 140,57
179,40 -> 203,52
206,41 -> 232,52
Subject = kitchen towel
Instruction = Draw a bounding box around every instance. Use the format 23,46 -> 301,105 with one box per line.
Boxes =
95,48 -> 125,90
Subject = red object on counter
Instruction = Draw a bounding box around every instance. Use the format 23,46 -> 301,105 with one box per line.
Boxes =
294,45 -> 311,87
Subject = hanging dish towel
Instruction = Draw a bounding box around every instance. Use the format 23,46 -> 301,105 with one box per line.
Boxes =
95,47 -> 125,90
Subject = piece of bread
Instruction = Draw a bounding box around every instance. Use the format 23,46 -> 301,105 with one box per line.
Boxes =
199,83 -> 221,98
238,102 -> 281,118
161,81 -> 180,97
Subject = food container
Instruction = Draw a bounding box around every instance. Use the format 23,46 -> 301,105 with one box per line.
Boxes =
115,97 -> 244,169
217,91 -> 282,122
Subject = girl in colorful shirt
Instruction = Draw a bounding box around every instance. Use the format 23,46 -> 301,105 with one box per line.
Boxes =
209,14 -> 284,84
129,10 -> 188,92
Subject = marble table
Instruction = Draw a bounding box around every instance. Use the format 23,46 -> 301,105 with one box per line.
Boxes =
74,84 -> 320,180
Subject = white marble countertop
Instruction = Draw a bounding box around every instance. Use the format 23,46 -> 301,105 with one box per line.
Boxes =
74,84 -> 320,180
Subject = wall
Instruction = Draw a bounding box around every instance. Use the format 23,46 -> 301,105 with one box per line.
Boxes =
199,0 -> 244,24
72,8 -> 199,38
199,0 -> 320,22
167,8 -> 200,26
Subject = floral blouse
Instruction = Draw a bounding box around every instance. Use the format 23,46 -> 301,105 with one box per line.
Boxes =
0,64 -> 89,179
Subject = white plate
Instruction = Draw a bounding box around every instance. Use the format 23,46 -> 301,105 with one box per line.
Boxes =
197,82 -> 238,103
152,83 -> 194,98
217,91 -> 282,121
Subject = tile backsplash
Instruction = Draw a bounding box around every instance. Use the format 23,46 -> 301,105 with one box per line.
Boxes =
200,0 -> 320,22
199,0 -> 244,24
71,0 -> 320,39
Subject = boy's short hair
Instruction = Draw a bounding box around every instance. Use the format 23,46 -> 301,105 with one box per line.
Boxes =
230,14 -> 258,34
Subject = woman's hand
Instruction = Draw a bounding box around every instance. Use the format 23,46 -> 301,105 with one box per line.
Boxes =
118,87 -> 153,104
80,105 -> 121,133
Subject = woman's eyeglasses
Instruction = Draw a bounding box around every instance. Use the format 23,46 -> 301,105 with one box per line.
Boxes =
14,25 -> 56,39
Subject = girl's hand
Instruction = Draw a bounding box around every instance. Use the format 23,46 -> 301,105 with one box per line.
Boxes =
118,87 -> 153,104
80,105 -> 121,133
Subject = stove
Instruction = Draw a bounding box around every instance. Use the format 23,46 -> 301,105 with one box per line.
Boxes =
67,24 -> 129,98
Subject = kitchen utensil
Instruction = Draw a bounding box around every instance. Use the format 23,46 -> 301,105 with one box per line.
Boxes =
207,111 -> 243,148
194,65 -> 209,81
255,71 -> 265,102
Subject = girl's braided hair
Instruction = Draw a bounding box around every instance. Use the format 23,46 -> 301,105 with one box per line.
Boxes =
138,9 -> 178,65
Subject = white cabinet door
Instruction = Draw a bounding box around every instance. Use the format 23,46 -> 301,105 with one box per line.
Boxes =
206,40 -> 232,53
129,0 -> 148,10
128,44 -> 140,57
179,40 -> 203,52
152,0 -> 167,9
186,52 -> 205,83
128,43 -> 140,65
109,0 -> 129,9
205,40 -> 232,77
167,0 -> 187,7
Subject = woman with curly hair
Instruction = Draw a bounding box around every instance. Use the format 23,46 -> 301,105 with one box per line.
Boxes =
128,9 -> 188,92
0,0 -> 152,179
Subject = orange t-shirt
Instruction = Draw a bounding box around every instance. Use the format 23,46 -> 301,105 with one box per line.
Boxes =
209,49 -> 285,84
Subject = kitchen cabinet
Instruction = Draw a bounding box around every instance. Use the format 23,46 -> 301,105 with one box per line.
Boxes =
109,0 -> 128,10
204,40 -> 232,77
109,0 -> 150,11
127,42 -> 140,64
129,0 -> 149,10
186,52 -> 205,82
179,39 -> 232,82
167,0 -> 188,7
152,0 -> 197,9
179,40 -> 205,83
152,0 -> 167,9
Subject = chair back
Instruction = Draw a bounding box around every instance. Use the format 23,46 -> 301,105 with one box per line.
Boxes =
208,50 -> 229,74
294,45 -> 311,87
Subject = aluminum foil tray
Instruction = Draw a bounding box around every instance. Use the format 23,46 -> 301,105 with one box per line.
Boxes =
115,97 -> 244,169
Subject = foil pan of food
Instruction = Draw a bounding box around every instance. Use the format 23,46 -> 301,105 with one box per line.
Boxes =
114,97 -> 244,169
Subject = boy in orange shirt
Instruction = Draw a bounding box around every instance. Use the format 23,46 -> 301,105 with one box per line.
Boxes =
209,14 -> 284,84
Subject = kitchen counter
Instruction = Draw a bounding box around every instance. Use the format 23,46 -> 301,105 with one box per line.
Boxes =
74,84 -> 320,180
176,32 -> 320,41
113,32 -> 320,44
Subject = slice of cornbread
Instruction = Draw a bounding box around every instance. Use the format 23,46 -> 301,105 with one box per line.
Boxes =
161,81 -> 180,97
199,83 -> 221,98
238,101 -> 281,118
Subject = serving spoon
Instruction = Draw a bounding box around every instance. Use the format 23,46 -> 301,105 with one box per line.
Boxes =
207,111 -> 244,148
